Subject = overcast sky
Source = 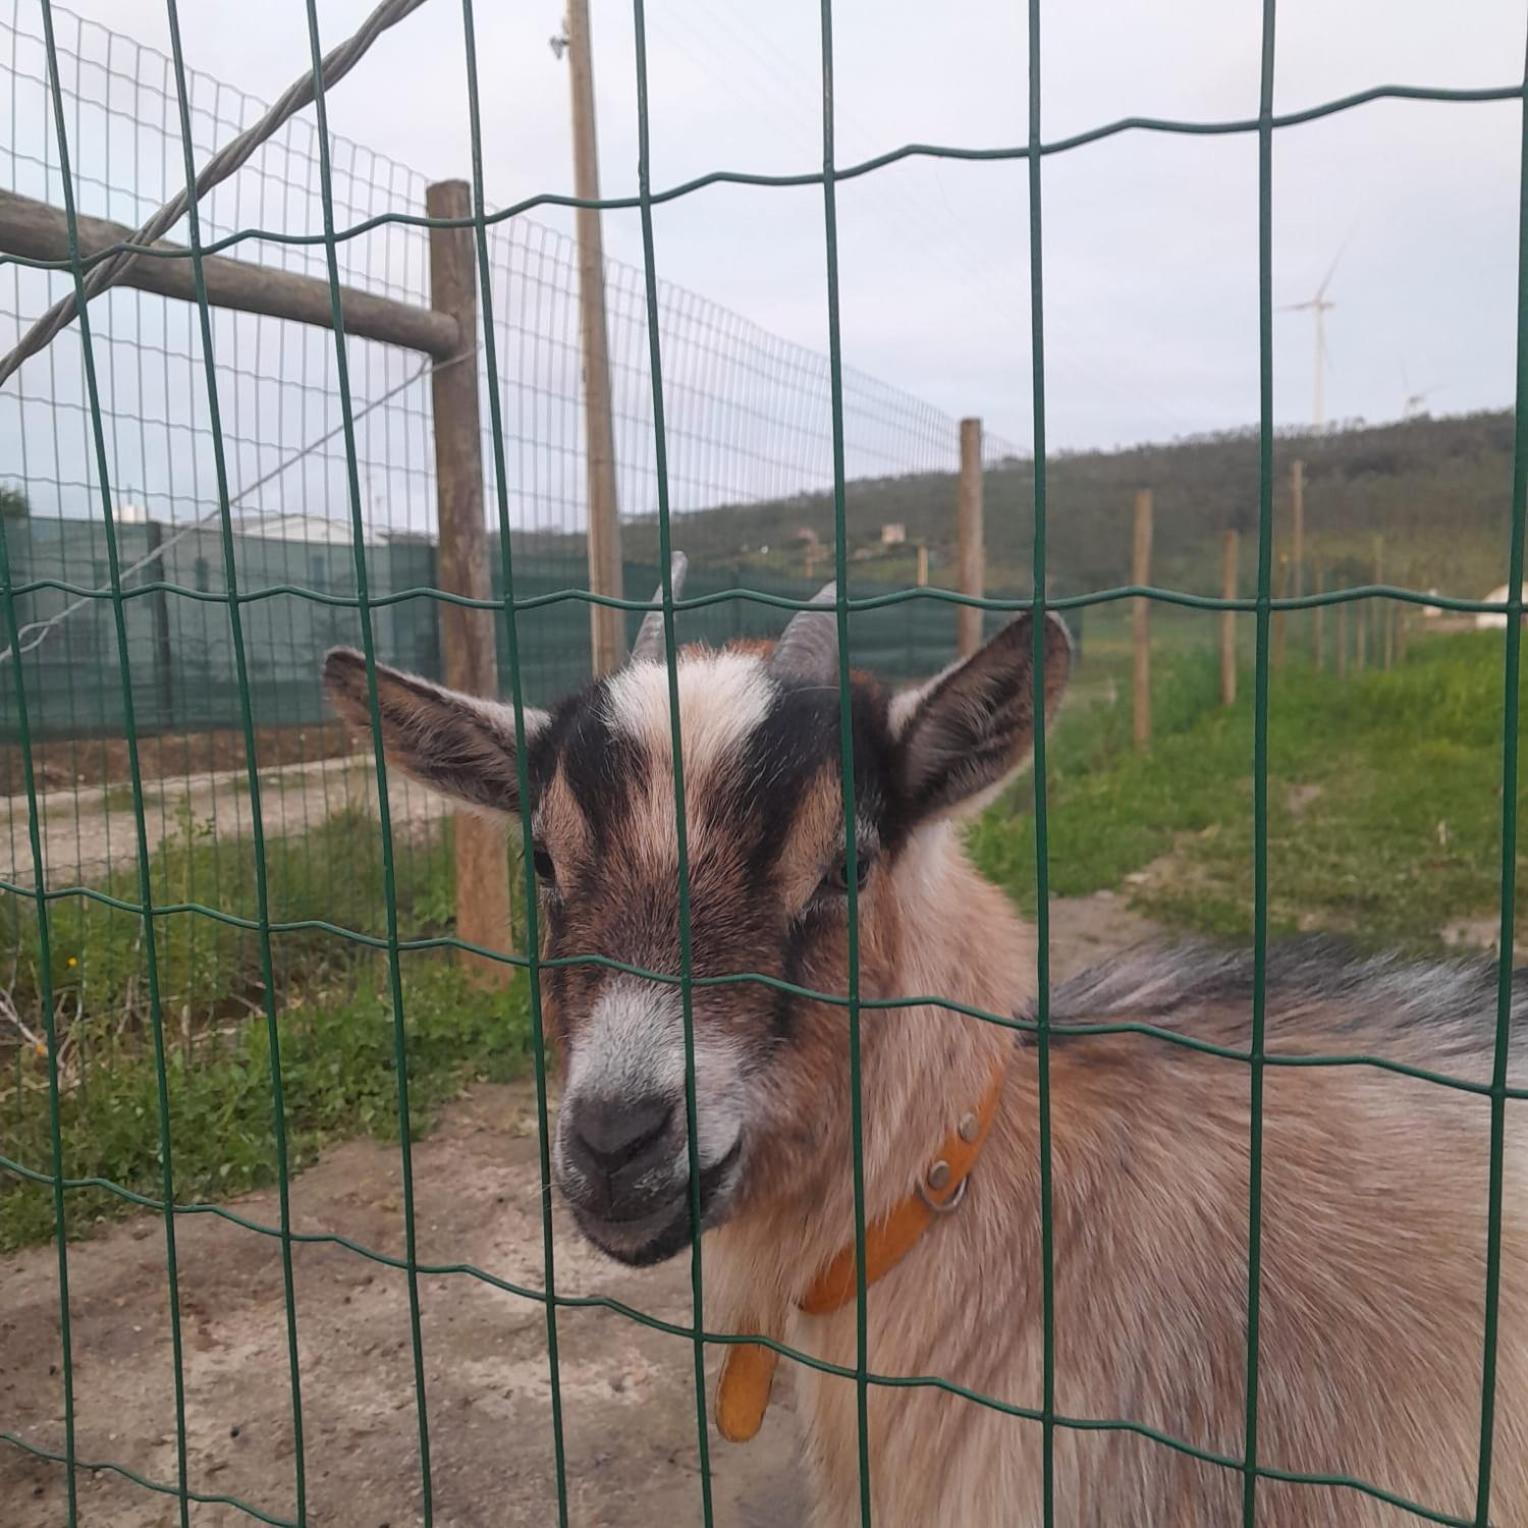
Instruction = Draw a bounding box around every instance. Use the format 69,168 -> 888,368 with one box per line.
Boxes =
15,0 -> 1528,456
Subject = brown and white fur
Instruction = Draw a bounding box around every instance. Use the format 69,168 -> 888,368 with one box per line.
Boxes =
323,566 -> 1528,1526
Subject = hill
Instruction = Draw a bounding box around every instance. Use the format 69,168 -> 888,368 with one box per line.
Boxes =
588,410 -> 1520,600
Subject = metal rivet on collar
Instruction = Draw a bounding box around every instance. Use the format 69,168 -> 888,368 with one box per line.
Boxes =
926,1159 -> 951,1192
958,1112 -> 979,1143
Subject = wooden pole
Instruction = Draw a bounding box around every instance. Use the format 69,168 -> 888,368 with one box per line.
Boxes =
1356,601 -> 1367,671
0,188 -> 458,357
1273,553 -> 1288,669
1220,528 -> 1238,707
146,518 -> 177,726
1133,488 -> 1153,750
427,180 -> 510,989
1290,459 -> 1305,591
1373,534 -> 1385,671
1312,563 -> 1325,672
1337,599 -> 1348,679
1291,458 -> 1305,668
915,543 -> 929,588
956,418 -> 984,658
563,0 -> 624,675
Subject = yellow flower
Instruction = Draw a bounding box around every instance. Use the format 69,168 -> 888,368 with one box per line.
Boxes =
33,1041 -> 45,1058
66,956 -> 77,968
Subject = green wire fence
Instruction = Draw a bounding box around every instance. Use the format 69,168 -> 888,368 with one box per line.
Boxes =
0,0 -> 1525,1524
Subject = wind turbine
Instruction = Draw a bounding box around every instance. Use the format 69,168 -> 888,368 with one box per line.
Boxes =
1280,244 -> 1345,432
1401,363 -> 1442,419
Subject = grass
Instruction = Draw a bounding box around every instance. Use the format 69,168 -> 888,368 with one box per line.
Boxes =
6,623 -> 1517,1251
1,806 -> 530,1251
971,626 -> 1528,953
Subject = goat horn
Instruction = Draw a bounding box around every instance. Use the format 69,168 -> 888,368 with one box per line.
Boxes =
769,581 -> 840,685
628,552 -> 688,665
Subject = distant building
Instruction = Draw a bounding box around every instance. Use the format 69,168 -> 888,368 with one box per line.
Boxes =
231,511 -> 383,546
880,522 -> 907,546
1475,584 -> 1528,630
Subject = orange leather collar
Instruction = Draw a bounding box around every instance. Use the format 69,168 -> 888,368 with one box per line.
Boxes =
715,1059 -> 1008,1443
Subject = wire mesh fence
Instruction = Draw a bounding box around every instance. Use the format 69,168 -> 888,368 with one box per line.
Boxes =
1,0 -> 1524,1525
0,0 -> 1067,1186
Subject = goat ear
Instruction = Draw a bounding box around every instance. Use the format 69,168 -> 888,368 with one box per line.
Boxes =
321,647 -> 548,815
894,612 -> 1071,821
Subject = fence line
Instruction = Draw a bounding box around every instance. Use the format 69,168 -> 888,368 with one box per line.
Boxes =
9,0 -> 1503,1524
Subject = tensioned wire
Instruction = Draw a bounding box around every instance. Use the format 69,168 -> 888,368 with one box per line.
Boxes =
0,574 -> 1515,621
0,399 -> 77,1525
627,1 -> 719,1519
0,0 -> 430,386
811,0 -> 874,1518
0,1127 -> 1494,1528
3,901 -> 1527,1098
295,1 -> 438,1522
1475,19 -> 1528,1527
160,2 -> 309,1524
1025,0 -> 1058,1516
0,82 -> 1516,300
1242,0 -> 1278,1519
455,0 -> 572,1518
32,2 -> 195,1523
4,2 -> 1526,1525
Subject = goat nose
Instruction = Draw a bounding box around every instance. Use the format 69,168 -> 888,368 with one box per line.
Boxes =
572,1094 -> 674,1175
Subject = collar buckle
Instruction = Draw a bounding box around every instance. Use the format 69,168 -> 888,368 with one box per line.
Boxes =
915,1174 -> 969,1216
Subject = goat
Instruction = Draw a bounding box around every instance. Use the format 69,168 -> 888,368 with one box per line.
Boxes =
322,561 -> 1528,1526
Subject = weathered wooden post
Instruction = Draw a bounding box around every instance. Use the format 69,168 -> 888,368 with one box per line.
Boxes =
956,419 -> 984,659
427,179 -> 510,988
1133,488 -> 1152,749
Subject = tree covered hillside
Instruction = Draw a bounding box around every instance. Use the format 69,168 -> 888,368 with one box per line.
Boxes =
595,411 -> 1520,599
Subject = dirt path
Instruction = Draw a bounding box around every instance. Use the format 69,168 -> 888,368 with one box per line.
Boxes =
0,756 -> 446,887
0,895 -> 1158,1528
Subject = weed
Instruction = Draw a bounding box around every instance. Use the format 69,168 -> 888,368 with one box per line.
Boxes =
0,805 -> 530,1250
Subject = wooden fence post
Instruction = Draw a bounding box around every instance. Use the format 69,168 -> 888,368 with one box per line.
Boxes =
1291,458 -> 1305,663
1273,553 -> 1289,669
956,418 -> 984,658
1312,563 -> 1325,672
1337,599 -> 1348,680
427,179 -> 510,989
1373,534 -> 1386,671
564,0 -> 625,674
1221,528 -> 1238,707
1133,488 -> 1152,750
145,517 -> 176,726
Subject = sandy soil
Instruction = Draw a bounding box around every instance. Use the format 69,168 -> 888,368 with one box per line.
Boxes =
0,754 -> 445,888
0,727 -> 356,799
0,894 -> 1158,1528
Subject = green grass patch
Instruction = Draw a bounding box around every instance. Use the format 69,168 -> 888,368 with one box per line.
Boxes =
971,629 -> 1528,952
1,807 -> 530,1251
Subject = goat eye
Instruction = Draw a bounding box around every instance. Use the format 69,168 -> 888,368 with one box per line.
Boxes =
531,846 -> 556,885
823,854 -> 872,895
